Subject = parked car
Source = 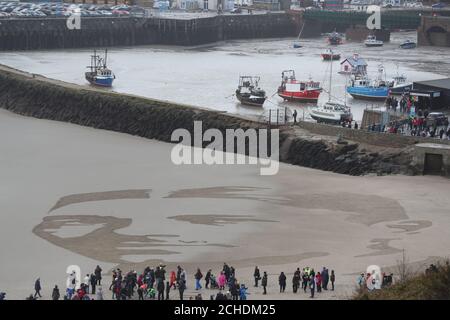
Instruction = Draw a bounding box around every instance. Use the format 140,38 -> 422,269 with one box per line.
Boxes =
426,112 -> 449,127
432,2 -> 446,9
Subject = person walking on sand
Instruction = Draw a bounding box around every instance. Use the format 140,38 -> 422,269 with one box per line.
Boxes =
90,273 -> 97,295
279,272 -> 286,293
330,270 -> 335,291
254,266 -> 261,287
239,284 -> 248,300
293,109 -> 298,124
52,285 -> 60,300
195,268 -> 203,290
322,267 -> 329,290
262,272 -> 268,295
84,274 -> 90,294
95,265 -> 102,285
205,269 -> 211,289
166,281 -> 170,300
178,279 -> 186,301
302,271 -> 308,292
34,278 -> 42,298
157,278 -> 165,300
316,272 -> 322,293
137,285 -> 144,301
180,268 -> 187,289
310,274 -> 315,298
218,272 -> 226,290
292,269 -> 300,293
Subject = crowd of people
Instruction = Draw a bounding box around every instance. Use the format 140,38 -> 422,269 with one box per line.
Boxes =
2,263 -> 337,300
356,271 -> 394,292
381,95 -> 450,139
291,93 -> 450,141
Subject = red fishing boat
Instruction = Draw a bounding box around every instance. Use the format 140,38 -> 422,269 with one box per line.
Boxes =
277,70 -> 322,102
321,49 -> 341,61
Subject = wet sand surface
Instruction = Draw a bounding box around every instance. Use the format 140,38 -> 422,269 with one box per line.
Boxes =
1,108 -> 450,299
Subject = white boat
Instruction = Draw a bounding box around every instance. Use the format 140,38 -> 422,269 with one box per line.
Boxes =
364,35 -> 384,47
310,49 -> 353,124
388,75 -> 413,95
310,102 -> 353,124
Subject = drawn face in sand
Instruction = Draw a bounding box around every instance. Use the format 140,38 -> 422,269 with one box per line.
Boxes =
166,186 -> 409,226
32,185 -> 423,271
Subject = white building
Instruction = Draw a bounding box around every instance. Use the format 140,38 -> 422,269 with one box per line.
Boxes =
383,0 -> 402,6
340,53 -> 368,75
176,0 -> 225,10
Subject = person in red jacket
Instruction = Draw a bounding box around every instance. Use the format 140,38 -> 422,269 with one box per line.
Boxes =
316,272 -> 322,293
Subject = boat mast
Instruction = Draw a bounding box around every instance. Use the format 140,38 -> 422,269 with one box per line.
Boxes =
298,21 -> 305,40
94,49 -> 97,71
328,49 -> 333,102
104,49 -> 108,68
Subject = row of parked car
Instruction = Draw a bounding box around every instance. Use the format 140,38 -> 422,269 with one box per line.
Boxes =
0,2 -> 143,19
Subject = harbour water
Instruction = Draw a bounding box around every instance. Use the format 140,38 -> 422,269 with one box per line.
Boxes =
0,31 -> 449,122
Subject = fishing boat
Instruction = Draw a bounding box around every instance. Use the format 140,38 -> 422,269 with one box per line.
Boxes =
310,49 -> 352,124
321,49 -> 341,61
400,40 -> 417,49
327,31 -> 343,45
235,76 -> 266,107
85,49 -> 115,87
388,75 -> 413,95
346,67 -> 412,100
277,70 -> 322,102
364,35 -> 384,47
346,76 -> 389,100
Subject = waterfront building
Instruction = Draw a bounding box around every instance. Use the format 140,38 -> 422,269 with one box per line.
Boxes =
252,0 -> 281,10
340,53 -> 367,75
411,78 -> 450,110
173,0 -> 214,10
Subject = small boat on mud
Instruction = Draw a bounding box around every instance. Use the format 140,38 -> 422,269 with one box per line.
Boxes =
321,49 -> 341,61
310,102 -> 353,124
293,22 -> 305,48
85,49 -> 115,87
327,31 -> 343,45
364,35 -> 384,47
400,40 -> 417,49
236,76 -> 266,107
277,70 -> 322,102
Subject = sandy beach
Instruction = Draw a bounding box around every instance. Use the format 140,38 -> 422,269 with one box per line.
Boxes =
1,108 -> 450,300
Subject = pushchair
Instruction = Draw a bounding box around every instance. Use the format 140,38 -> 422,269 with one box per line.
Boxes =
209,274 -> 219,289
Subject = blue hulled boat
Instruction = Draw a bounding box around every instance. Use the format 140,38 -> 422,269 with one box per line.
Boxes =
85,49 -> 115,87
346,66 -> 412,100
400,40 -> 417,49
346,78 -> 389,100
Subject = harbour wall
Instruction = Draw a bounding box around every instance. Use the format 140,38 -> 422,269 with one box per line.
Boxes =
0,14 -> 296,50
0,66 -> 424,176
296,121 -> 450,149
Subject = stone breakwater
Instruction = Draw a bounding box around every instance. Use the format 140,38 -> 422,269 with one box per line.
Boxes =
0,65 -> 416,176
0,14 -> 296,50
